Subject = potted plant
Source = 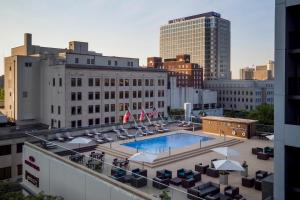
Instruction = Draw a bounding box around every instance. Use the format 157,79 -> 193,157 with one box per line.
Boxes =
241,160 -> 248,177
159,190 -> 171,200
219,171 -> 229,185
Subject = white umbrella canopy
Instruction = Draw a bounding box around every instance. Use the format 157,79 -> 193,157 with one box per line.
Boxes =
129,152 -> 157,163
211,147 -> 239,157
213,160 -> 244,171
266,135 -> 274,141
68,137 -> 92,144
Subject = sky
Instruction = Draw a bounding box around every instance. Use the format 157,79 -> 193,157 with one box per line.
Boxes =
0,0 -> 274,78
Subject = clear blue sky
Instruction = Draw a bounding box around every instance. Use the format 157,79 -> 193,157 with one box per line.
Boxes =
0,0 -> 274,78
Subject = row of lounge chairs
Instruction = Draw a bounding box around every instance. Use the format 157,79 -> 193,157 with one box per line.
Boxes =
55,132 -> 74,142
178,121 -> 193,127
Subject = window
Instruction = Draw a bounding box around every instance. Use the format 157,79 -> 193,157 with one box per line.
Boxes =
111,117 -> 115,123
52,78 -> 55,86
138,79 -> 142,86
88,105 -> 93,113
105,78 -> 109,86
71,92 -> 76,101
88,92 -> 94,100
59,78 -> 62,86
125,79 -> 129,86
77,78 -> 82,86
138,91 -> 142,98
88,78 -> 94,86
111,104 -> 115,112
150,79 -> 154,86
95,105 -> 100,113
133,91 -> 137,98
119,103 -> 124,111
145,102 -> 149,109
111,91 -> 115,99
88,119 -> 93,126
105,117 -> 109,124
51,105 -> 54,114
77,92 -> 82,100
150,101 -> 154,108
77,120 -> 82,127
138,102 -> 142,109
91,59 -> 95,64
145,91 -> 149,98
150,90 -> 154,97
105,92 -> 109,99
75,58 -> 79,63
105,104 -> 109,112
133,102 -> 137,110
25,62 -> 32,67
22,91 -> 28,98
17,164 -> 22,176
145,79 -> 149,86
95,78 -> 100,86
0,167 -> 11,180
77,106 -> 82,115
0,145 -> 11,156
114,60 -> 118,66
58,106 -> 61,115
71,121 -> 76,128
111,79 -> 115,86
95,92 -> 100,100
108,60 -> 111,65
16,143 -> 24,153
125,91 -> 129,99
58,120 -> 61,128
71,106 -> 76,115
71,78 -> 76,87
87,58 -> 91,64
95,118 -> 100,125
119,79 -> 124,86
119,91 -> 123,99
133,79 -> 137,86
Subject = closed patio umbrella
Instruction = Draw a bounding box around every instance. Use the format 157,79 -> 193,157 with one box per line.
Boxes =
266,134 -> 274,141
69,137 -> 92,144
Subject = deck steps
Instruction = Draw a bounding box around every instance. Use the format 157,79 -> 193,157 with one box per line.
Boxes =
96,139 -> 243,168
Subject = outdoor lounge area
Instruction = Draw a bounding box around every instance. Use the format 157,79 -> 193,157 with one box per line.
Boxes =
27,120 -> 273,200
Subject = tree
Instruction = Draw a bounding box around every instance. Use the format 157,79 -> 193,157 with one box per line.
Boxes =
246,104 -> 274,125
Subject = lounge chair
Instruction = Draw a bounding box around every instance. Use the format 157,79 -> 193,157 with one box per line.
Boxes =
112,126 -> 121,134
55,133 -> 65,142
92,129 -> 101,136
116,132 -> 127,140
183,121 -> 192,127
85,130 -> 93,137
137,127 -> 148,136
160,125 -> 169,132
143,126 -> 154,135
64,132 -> 74,140
94,135 -> 105,144
102,134 -> 114,142
158,120 -> 167,126
122,129 -> 135,138
119,125 -> 127,132
178,121 -> 186,127
154,126 -> 164,133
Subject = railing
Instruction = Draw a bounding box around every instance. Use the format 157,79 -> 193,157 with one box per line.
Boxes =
24,132 -> 206,200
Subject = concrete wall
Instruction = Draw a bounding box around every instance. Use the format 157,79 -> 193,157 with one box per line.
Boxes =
22,144 -> 145,200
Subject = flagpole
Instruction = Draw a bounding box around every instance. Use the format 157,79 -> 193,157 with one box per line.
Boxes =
142,107 -> 152,125
127,107 -> 138,127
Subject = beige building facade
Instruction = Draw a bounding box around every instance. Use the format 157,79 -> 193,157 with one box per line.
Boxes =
4,33 -> 168,128
240,60 -> 274,80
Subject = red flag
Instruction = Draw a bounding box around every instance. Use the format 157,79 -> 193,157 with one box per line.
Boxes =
123,111 -> 131,123
139,111 -> 145,122
149,107 -> 157,119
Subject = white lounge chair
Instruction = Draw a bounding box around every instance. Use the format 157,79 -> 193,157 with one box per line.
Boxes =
137,127 -> 148,136
85,130 -> 93,137
155,126 -> 164,133
116,132 -> 127,140
183,121 -> 192,127
119,125 -> 127,132
64,132 -> 74,140
123,129 -> 135,138
55,133 -> 65,142
94,135 -> 105,144
92,129 -> 101,136
143,126 -> 154,135
177,121 -> 186,127
102,134 -> 114,142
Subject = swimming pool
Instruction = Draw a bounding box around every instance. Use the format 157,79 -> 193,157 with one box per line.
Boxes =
122,133 -> 214,154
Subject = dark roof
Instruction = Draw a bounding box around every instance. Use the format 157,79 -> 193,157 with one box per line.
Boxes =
65,64 -> 168,73
168,12 -> 221,24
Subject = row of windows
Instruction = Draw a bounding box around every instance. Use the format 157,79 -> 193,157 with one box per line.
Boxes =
71,78 -> 165,87
219,90 -> 254,96
219,97 -> 254,103
0,143 -> 23,156
51,105 -> 61,115
0,165 -> 22,180
52,77 -> 63,87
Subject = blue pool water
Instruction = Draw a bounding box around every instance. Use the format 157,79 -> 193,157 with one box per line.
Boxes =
122,133 -> 214,154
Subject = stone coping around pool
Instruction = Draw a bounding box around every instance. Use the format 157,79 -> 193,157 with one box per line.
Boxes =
96,130 -> 244,168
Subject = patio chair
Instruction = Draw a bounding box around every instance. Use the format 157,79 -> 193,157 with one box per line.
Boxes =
92,129 -> 102,136
55,133 -> 65,142
156,169 -> 172,179
122,129 -> 135,139
241,176 -> 255,188
94,135 -> 105,144
257,152 -> 270,160
143,126 -> 154,135
224,186 -> 239,198
137,127 -> 148,136
195,163 -> 209,174
64,132 -> 74,140
85,130 -> 93,137
152,177 -> 169,189
102,134 -> 114,142
251,147 -> 263,155
132,168 -> 147,177
255,170 -> 268,180
131,176 -> 147,188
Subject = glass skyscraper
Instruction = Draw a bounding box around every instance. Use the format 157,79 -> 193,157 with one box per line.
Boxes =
160,12 -> 231,80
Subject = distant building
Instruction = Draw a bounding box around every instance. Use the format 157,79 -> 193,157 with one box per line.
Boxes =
4,33 -> 168,128
204,79 -> 274,111
147,54 -> 203,88
160,12 -> 231,80
274,1 -> 300,200
240,60 -> 274,80
240,67 -> 255,80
